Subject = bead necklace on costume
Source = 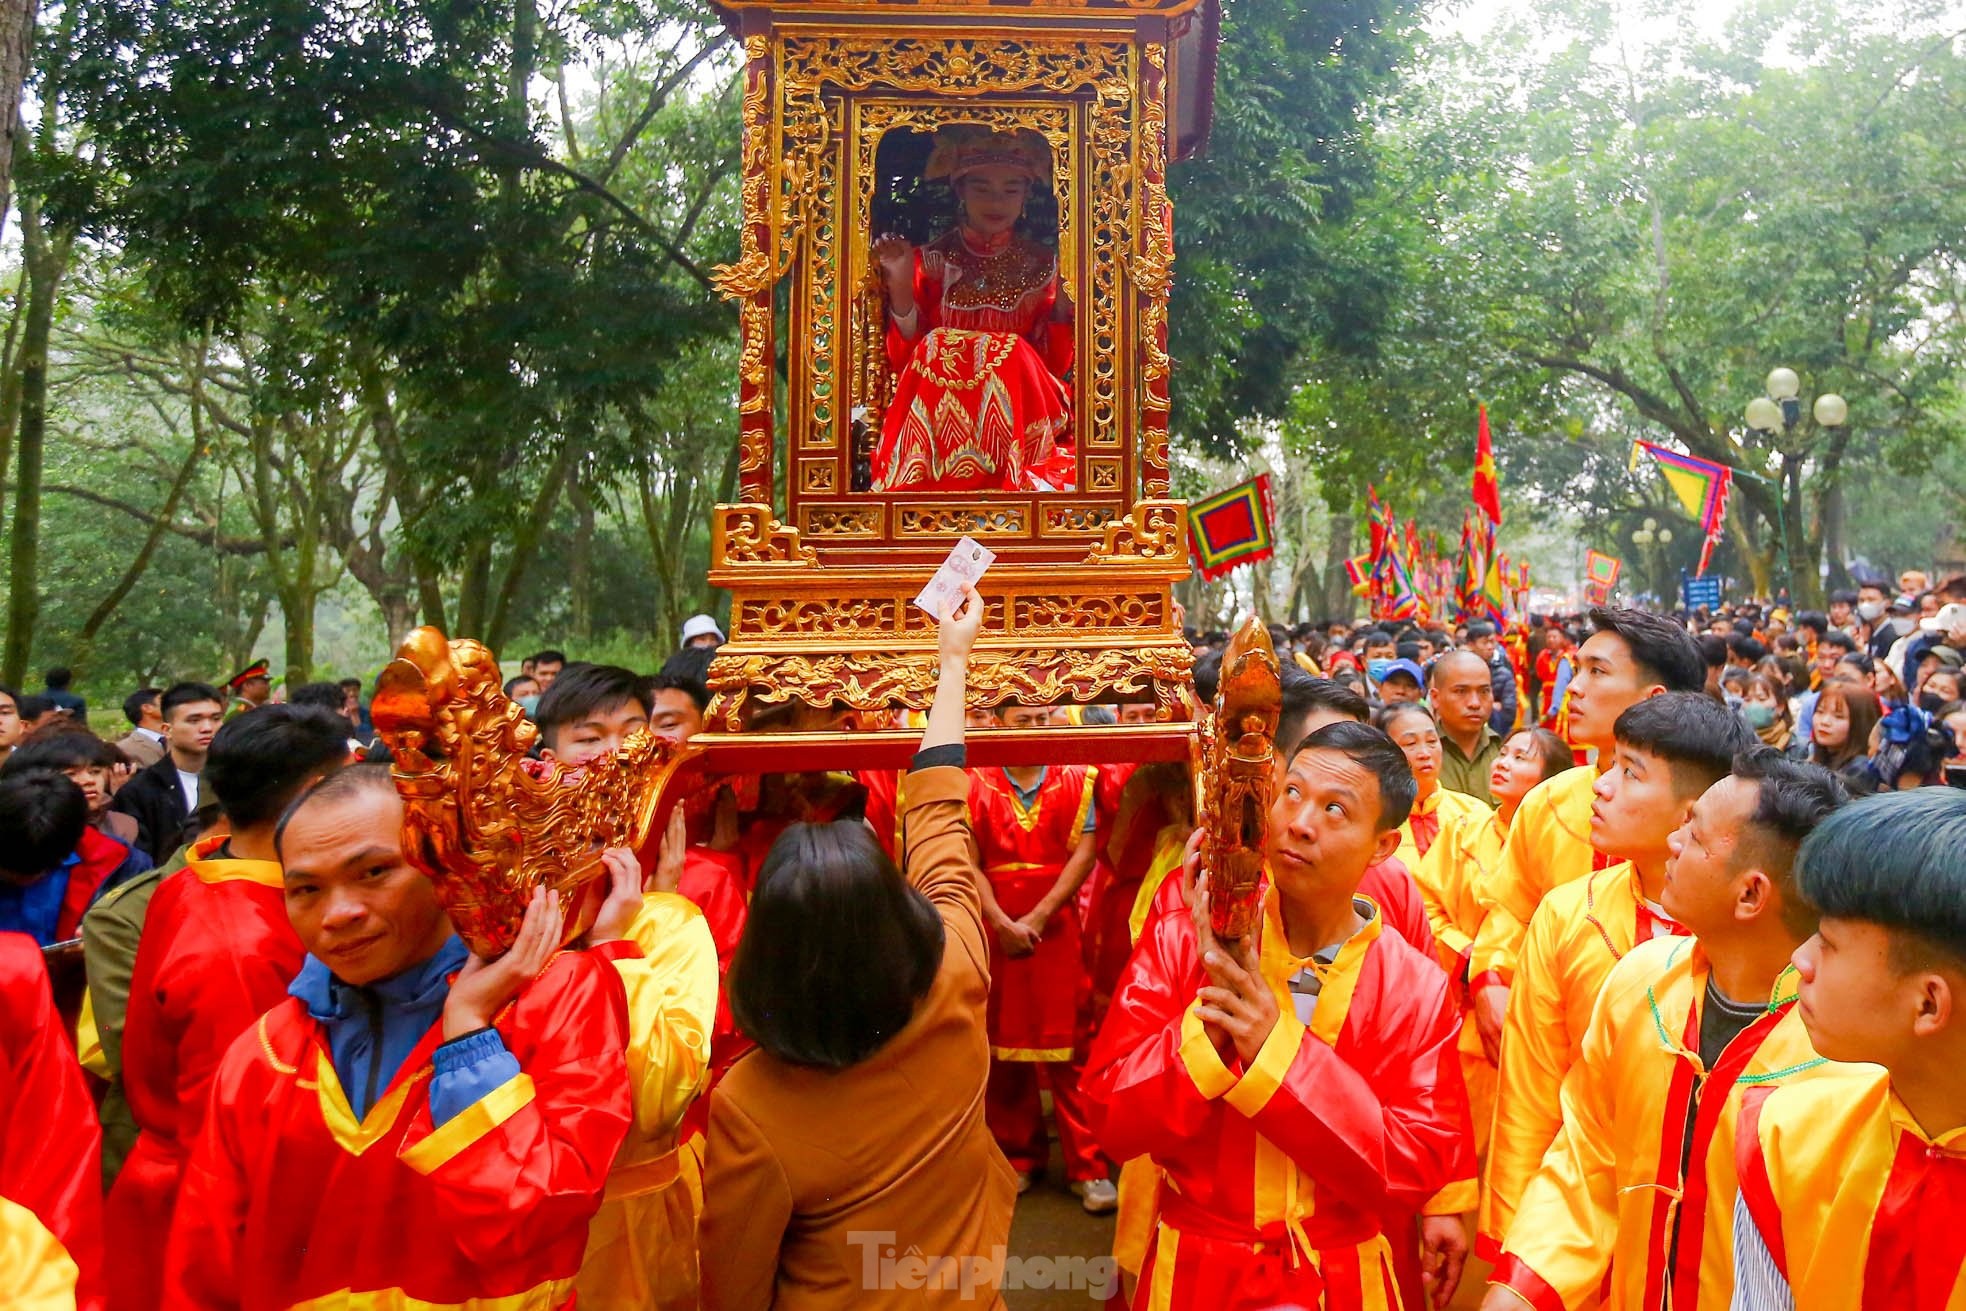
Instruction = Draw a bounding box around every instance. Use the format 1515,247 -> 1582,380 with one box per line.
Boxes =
936,225 -> 1055,315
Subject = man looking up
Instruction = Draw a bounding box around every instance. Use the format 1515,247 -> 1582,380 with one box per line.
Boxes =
1484,750 -> 1846,1311
1729,788 -> 1966,1309
103,705 -> 353,1311
166,764 -> 633,1307
1085,722 -> 1473,1311
1431,650 -> 1501,804
109,682 -> 225,863
1469,608 -> 1705,1059
1481,692 -> 1750,1258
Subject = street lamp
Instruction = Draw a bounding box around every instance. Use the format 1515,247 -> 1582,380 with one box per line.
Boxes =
1631,519 -> 1673,599
1744,367 -> 1847,603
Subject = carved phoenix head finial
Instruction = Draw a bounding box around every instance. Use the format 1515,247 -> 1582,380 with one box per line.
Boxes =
370,627 -> 700,958
1199,616 -> 1282,942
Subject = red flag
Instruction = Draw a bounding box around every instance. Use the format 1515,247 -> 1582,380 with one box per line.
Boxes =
1473,404 -> 1502,525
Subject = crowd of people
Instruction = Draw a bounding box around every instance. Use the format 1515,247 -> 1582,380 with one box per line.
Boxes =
1,576 -> 1964,1311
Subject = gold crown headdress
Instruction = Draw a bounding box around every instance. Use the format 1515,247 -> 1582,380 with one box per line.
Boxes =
924,127 -> 1051,185
370,627 -> 700,957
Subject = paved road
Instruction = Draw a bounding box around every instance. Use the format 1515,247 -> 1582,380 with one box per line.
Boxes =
1004,1142 -> 1491,1310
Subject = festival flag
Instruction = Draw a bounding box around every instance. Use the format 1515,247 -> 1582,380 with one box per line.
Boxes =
1478,518 -> 1507,626
1187,474 -> 1277,581
1473,404 -> 1502,525
1629,440 -> 1733,575
1344,553 -> 1373,596
1381,545 -> 1422,621
1584,548 -> 1621,603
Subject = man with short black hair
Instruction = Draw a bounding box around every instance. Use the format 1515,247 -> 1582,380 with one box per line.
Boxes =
116,688 -> 167,768
41,667 -> 85,721
0,770 -> 135,948
166,764 -> 633,1308
527,648 -> 568,692
534,664 -> 650,767
649,647 -> 714,742
1466,621 -> 1520,736
1482,692 -> 1753,1257
1086,721 -> 1475,1310
1431,651 -> 1500,804
1485,750 -> 1846,1310
109,681 -> 226,862
101,705 -> 355,1309
1469,607 -> 1707,1060
1730,788 -> 1966,1309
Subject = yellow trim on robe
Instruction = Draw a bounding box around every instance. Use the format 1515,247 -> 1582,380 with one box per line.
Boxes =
284,1276 -> 578,1310
314,1048 -> 432,1157
0,1194 -> 80,1310
1222,1012 -> 1306,1118
1178,1003 -> 1240,1101
991,1044 -> 1075,1062
400,1073 -> 537,1175
76,987 -> 108,1078
1128,827 -> 1189,946
188,852 -> 287,888
1246,885 -> 1385,1238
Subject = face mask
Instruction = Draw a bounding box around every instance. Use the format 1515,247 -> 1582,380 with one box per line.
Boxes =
1857,600 -> 1886,623
1367,659 -> 1395,683
1888,616 -> 1913,636
1742,703 -> 1777,729
1919,692 -> 1948,714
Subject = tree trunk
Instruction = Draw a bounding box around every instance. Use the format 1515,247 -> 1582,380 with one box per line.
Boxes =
1,201 -> 64,685
0,261 -> 31,533
485,441 -> 574,652
455,542 -> 493,639
1320,508 -> 1357,620
0,0 -> 37,241
568,480 -> 594,641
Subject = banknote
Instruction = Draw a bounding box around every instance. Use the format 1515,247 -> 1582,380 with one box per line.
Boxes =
914,536 -> 996,618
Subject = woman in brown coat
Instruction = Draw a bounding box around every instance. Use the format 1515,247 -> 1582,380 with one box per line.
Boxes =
698,587 -> 1018,1309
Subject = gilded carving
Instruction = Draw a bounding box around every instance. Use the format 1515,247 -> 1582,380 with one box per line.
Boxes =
800,505 -> 887,537
897,505 -> 1028,536
707,644 -> 1195,726
1085,500 -> 1186,564
720,505 -> 820,566
371,628 -> 699,957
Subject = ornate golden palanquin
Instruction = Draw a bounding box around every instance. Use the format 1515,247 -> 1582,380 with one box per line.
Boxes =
702,0 -> 1218,766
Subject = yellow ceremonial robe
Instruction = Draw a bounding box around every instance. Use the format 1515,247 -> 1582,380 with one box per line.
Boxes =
577,892 -> 721,1311
1415,806 -> 1507,1154
1492,937 -> 1831,1310
1480,861 -> 1683,1255
1736,1066 -> 1966,1311
1392,787 -> 1491,888
1470,764 -> 1602,986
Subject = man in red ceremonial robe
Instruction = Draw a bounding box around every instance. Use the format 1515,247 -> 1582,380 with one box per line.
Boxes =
105,707 -> 353,1311
1085,721 -> 1474,1311
1,930 -> 104,1310
165,764 -> 632,1309
970,703 -> 1113,1210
